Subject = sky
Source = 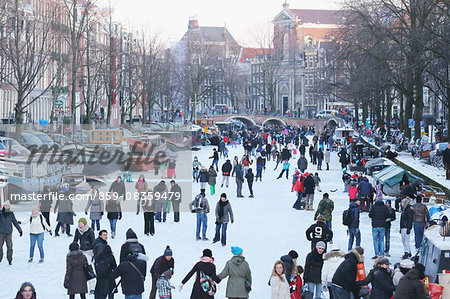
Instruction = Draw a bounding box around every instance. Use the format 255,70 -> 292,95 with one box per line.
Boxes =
101,0 -> 341,46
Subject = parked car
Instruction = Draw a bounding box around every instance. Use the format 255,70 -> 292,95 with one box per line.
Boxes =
21,132 -> 45,149
0,142 -> 18,156
31,132 -> 59,149
0,137 -> 30,156
52,134 -> 71,146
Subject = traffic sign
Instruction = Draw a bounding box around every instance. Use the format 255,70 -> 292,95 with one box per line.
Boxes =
55,100 -> 64,106
408,119 -> 414,128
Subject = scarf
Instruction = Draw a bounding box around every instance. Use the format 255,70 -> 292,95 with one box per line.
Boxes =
31,212 -> 39,219
218,200 -> 229,218
78,224 -> 89,235
312,249 -> 323,262
201,257 -> 214,263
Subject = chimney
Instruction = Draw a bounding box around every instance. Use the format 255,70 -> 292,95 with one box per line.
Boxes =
188,15 -> 199,29
283,1 -> 289,10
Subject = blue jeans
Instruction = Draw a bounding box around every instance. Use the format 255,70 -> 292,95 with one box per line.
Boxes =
213,222 -> 228,245
372,227 -> 386,256
308,282 -> 322,299
91,219 -> 100,231
348,227 -> 361,251
193,169 -> 199,180
326,221 -> 332,230
385,228 -> 391,253
109,219 -> 117,233
155,212 -> 167,222
414,222 -> 426,249
29,233 -> 44,258
211,159 -> 218,171
196,213 -> 207,239
124,295 -> 142,299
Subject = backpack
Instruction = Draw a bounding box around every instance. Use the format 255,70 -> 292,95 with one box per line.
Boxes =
342,208 -> 352,226
199,271 -> 217,296
127,242 -> 143,257
193,195 -> 204,211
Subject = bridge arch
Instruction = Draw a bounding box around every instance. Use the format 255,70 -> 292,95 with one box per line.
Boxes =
262,118 -> 286,127
225,115 -> 257,127
326,118 -> 338,130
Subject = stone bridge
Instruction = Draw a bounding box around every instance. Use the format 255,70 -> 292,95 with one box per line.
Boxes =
213,114 -> 342,130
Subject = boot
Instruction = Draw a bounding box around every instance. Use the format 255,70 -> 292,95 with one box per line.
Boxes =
306,205 -> 310,210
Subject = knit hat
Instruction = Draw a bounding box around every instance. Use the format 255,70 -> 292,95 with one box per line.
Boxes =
78,218 -> 87,225
220,193 -> 227,199
164,245 -> 173,257
202,249 -> 213,258
386,199 -> 391,205
288,250 -> 299,259
316,241 -> 326,249
69,242 -> 79,251
126,228 -> 138,240
378,257 -> 390,265
399,259 -> 414,269
316,214 -> 326,222
161,269 -> 173,280
231,246 -> 243,256
401,198 -> 410,207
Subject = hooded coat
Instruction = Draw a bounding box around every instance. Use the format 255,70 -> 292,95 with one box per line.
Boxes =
369,200 -> 390,228
94,244 -> 117,296
64,250 -> 88,295
332,249 -> 364,298
111,254 -> 147,296
280,255 -> 295,281
315,198 -> 334,221
217,255 -> 252,298
0,208 -> 22,234
321,249 -> 346,285
222,160 -> 232,176
393,268 -> 427,299
208,168 -> 218,185
119,228 -> 146,263
297,157 -> 308,171
54,198 -> 74,225
370,267 -> 396,299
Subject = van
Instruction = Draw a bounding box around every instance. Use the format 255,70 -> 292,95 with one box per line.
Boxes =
315,110 -> 338,119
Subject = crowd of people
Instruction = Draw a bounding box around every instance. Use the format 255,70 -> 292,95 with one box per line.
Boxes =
0,122 -> 439,299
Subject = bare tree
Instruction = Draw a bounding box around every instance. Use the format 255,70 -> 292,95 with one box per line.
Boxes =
0,0 -> 58,131
63,0 -> 95,127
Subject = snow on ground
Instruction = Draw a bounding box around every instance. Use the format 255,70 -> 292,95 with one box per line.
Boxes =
396,151 -> 448,187
1,143 -> 415,298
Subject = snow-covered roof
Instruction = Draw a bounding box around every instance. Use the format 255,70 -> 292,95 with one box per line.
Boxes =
424,225 -> 450,251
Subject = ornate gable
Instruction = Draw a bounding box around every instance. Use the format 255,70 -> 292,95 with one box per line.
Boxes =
272,10 -> 297,23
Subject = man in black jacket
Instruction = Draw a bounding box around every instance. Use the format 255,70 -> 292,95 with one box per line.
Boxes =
93,230 -> 108,259
108,176 -> 126,200
369,200 -> 390,259
111,253 -> 146,298
384,200 -> 396,257
370,257 -> 396,298
149,246 -> 175,299
209,148 -> 219,171
331,247 -> 364,299
280,250 -> 298,282
0,202 -> 22,265
305,215 -> 333,250
347,199 -> 361,251
220,159 -> 232,188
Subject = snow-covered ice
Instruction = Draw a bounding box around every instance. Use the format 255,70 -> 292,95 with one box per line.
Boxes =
0,143 -> 417,298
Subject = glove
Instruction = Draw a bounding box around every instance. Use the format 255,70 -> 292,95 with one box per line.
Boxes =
19,231 -> 23,237
17,221 -> 22,225
85,211 -> 88,215
178,283 -> 184,292
101,212 -> 104,216
49,230 -> 53,236
215,221 -> 219,225
118,215 -> 122,220
231,219 -> 234,224
64,282 -> 69,289
407,229 -> 411,234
